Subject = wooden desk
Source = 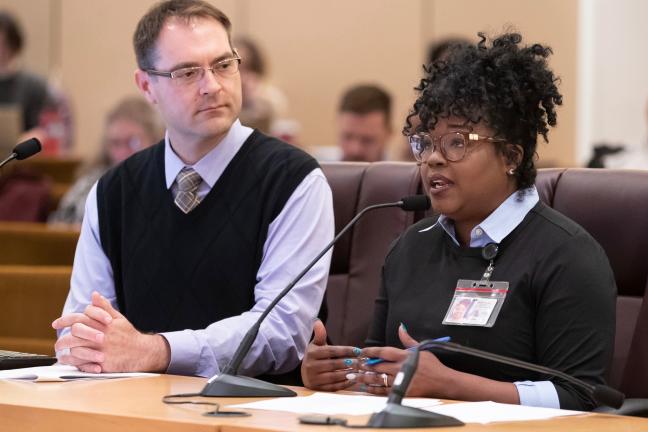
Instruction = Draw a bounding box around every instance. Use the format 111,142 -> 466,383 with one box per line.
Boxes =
0,375 -> 646,432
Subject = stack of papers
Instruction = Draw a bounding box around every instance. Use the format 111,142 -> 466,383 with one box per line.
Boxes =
229,393 -> 584,423
0,364 -> 158,382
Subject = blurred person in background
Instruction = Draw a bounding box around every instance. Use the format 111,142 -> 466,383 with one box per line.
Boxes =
0,11 -> 57,221
235,36 -> 288,134
337,84 -> 392,162
0,10 -> 73,154
0,10 -> 51,133
48,97 -> 161,226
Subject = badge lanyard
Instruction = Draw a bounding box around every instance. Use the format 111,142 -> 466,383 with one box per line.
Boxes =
442,242 -> 509,328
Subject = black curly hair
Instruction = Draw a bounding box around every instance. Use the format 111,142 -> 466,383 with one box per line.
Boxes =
404,32 -> 563,189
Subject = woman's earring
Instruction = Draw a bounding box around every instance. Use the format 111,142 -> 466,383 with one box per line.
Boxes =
507,168 -> 515,175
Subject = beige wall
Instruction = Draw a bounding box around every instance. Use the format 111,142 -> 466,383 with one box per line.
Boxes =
4,0 -> 578,166
428,0 -> 579,166
241,0 -> 425,159
1,0 -> 52,76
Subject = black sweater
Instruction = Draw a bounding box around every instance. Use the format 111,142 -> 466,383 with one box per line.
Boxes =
367,202 -> 616,411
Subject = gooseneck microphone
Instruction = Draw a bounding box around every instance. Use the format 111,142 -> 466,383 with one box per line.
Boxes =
369,338 -> 625,428
0,138 -> 42,169
367,348 -> 464,428
418,340 -> 625,409
200,195 -> 431,397
369,338 -> 626,429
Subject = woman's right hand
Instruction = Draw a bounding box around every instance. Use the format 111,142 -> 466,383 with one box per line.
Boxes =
301,319 -> 362,391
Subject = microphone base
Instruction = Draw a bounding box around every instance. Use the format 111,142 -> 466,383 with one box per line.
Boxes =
201,373 -> 297,398
367,403 -> 464,428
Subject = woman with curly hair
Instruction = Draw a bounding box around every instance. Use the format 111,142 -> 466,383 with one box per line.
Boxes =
301,32 -> 615,411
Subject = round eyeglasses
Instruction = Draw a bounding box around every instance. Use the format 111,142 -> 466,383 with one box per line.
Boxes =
408,131 -> 506,162
145,54 -> 241,86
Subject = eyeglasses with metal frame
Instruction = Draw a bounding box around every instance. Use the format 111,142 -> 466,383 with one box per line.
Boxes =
145,54 -> 241,85
409,131 -> 507,162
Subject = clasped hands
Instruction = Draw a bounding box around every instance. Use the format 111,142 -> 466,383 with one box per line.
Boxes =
52,291 -> 169,373
301,320 -> 455,397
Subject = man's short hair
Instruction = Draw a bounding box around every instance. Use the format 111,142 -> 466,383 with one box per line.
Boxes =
133,0 -> 232,70
0,11 -> 24,56
339,84 -> 392,125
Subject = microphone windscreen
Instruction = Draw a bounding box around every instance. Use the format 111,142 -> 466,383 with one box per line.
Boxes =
592,385 -> 625,409
13,138 -> 42,160
400,195 -> 431,211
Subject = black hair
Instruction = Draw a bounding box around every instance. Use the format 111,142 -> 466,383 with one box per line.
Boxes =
0,11 -> 24,55
404,32 -> 563,189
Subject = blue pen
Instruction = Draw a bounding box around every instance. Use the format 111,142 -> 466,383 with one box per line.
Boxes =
364,336 -> 451,366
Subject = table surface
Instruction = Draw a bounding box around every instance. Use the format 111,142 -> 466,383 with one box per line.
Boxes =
1,374 -> 647,432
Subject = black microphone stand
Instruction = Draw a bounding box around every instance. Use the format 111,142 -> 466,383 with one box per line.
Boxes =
418,340 -> 625,409
0,153 -> 17,169
367,339 -> 625,428
201,199 -> 421,397
367,348 -> 464,428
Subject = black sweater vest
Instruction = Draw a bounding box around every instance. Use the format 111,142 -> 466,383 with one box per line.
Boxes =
97,131 -> 319,333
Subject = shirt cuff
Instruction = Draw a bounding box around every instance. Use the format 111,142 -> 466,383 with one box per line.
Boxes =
161,330 -> 216,377
514,380 -> 560,408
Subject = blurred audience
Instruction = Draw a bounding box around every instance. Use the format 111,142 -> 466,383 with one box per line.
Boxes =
0,11 -> 51,132
48,97 -> 161,226
235,36 -> 289,135
0,10 -> 73,155
337,84 -> 392,162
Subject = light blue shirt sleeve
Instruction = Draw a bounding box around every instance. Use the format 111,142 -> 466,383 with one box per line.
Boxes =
59,168 -> 334,378
514,380 -> 560,408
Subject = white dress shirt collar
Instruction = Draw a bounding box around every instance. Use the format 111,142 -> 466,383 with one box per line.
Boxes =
164,119 -> 254,189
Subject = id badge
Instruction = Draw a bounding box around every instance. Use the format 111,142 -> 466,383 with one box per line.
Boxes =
442,279 -> 509,327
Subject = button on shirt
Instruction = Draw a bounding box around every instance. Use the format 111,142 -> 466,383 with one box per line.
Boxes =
418,187 -> 560,409
59,120 -> 334,377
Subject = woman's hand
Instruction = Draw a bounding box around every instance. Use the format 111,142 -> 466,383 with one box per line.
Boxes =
357,325 -> 456,397
301,319 -> 362,391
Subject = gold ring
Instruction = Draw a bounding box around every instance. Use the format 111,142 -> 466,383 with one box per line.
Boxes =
381,373 -> 389,387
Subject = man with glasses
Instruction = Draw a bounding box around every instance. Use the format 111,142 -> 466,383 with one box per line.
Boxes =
52,0 -> 334,380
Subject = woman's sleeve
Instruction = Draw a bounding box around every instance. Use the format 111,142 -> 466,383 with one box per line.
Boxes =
533,233 -> 616,411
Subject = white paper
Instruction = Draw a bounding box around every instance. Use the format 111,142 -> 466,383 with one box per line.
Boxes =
0,364 -> 158,382
229,392 -> 441,416
424,401 -> 584,424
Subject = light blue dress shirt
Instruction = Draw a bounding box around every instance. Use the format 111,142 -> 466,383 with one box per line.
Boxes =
59,120 -> 334,378
420,187 -> 560,409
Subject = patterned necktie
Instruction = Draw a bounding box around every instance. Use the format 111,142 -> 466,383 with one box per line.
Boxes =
174,167 -> 202,213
